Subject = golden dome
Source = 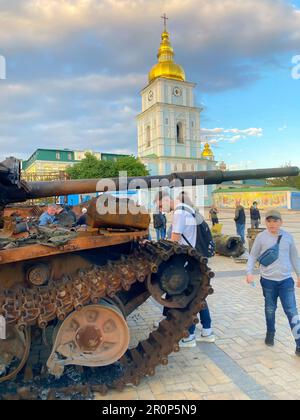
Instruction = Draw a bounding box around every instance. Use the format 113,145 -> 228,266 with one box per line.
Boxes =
148,31 -> 186,83
202,143 -> 214,160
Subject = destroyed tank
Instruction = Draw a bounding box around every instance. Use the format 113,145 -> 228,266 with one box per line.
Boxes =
0,157 -> 298,398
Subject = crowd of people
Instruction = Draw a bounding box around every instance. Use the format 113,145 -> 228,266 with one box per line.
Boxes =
152,193 -> 300,356
153,200 -> 262,244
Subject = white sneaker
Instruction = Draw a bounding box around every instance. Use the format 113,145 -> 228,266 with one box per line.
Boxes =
179,335 -> 197,348
196,333 -> 216,343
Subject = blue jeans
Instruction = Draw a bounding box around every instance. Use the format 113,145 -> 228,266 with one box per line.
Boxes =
156,227 -> 166,241
261,277 -> 300,347
189,305 -> 212,335
236,223 -> 246,244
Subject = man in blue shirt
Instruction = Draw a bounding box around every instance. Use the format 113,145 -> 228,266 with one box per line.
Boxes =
39,204 -> 58,226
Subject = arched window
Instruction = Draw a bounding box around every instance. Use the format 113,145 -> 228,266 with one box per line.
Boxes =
182,163 -> 187,172
177,122 -> 184,144
146,126 -> 151,148
174,164 -> 178,171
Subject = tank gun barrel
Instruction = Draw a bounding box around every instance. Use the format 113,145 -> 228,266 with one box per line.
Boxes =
0,157 -> 299,205
25,166 -> 300,199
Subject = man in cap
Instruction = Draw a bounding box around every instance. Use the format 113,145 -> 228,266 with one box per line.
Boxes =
246,209 -> 300,356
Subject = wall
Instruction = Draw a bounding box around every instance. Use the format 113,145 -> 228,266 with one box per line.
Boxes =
213,190 -> 290,209
291,192 -> 300,210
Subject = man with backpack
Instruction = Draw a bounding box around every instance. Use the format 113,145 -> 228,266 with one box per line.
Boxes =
156,190 -> 216,348
153,205 -> 167,241
247,210 -> 300,355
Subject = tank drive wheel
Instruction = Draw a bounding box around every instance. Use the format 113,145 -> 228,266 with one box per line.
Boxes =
0,326 -> 31,384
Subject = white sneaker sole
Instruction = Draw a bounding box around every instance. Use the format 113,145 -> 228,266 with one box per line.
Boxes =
196,336 -> 216,343
179,342 -> 197,348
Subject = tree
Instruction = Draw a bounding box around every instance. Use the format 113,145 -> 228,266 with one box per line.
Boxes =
268,175 -> 300,189
66,153 -> 149,180
267,164 -> 300,190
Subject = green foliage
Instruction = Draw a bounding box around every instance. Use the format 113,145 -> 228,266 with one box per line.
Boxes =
268,175 -> 300,189
66,153 -> 149,180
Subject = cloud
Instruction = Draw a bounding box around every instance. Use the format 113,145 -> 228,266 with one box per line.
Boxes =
0,73 -> 141,161
228,161 -> 255,170
1,0 -> 300,87
278,124 -> 288,132
0,0 -> 298,161
201,127 -> 263,144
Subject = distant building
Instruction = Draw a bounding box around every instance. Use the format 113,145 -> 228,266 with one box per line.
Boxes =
22,148 -> 129,181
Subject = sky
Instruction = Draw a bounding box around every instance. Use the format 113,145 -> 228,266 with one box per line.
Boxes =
0,0 -> 299,170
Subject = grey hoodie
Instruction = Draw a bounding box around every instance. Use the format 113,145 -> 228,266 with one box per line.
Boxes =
247,229 -> 300,281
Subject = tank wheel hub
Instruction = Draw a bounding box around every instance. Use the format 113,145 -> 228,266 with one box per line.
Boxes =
76,326 -> 103,352
160,262 -> 189,295
147,254 -> 205,308
47,303 -> 130,378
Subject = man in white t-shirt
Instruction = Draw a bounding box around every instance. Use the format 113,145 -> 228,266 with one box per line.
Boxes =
156,190 -> 215,348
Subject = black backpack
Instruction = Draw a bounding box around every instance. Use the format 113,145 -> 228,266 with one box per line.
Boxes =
179,206 -> 215,258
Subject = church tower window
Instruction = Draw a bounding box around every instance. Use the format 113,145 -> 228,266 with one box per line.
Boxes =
146,126 -> 151,148
177,122 -> 184,144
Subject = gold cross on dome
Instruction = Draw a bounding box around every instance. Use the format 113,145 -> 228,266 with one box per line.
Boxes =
161,13 -> 169,31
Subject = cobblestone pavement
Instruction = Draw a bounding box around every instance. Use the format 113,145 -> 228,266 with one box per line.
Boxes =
95,209 -> 300,401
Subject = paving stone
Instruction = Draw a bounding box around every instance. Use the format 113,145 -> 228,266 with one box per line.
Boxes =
183,391 -> 204,400
155,392 -> 187,400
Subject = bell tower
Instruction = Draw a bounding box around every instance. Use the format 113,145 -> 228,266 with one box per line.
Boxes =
137,16 -> 215,177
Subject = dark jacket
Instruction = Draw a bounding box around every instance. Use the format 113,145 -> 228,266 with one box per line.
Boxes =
209,207 -> 218,220
153,212 -> 166,229
250,206 -> 261,221
77,214 -> 88,226
234,206 -> 246,225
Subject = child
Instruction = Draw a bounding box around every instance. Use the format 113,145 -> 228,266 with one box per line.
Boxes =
247,210 -> 300,355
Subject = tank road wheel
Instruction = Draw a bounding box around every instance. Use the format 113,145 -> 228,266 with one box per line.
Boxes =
47,303 -> 130,378
0,326 -> 31,383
